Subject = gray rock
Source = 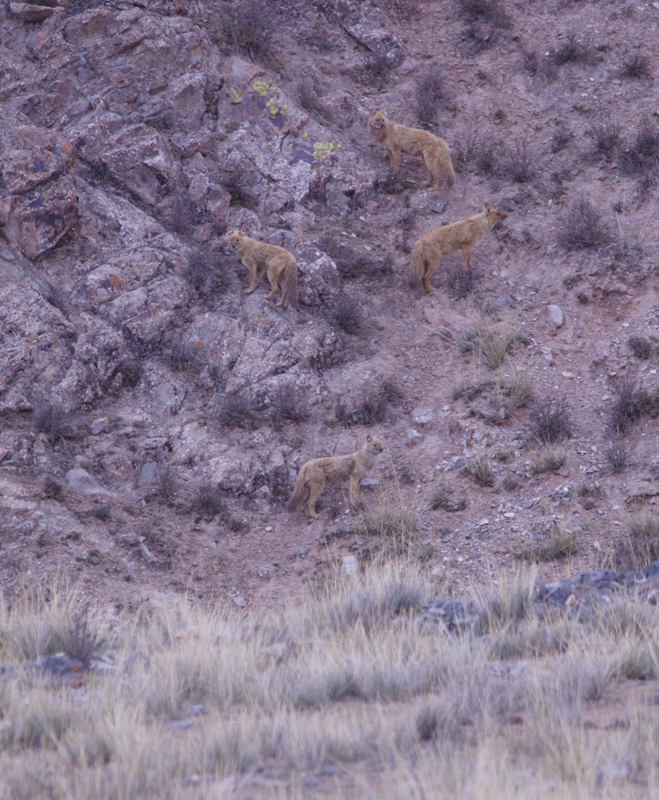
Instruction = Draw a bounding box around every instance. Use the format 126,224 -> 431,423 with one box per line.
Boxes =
406,429 -> 423,444
413,408 -> 439,425
342,555 -> 358,575
9,2 -> 59,21
66,469 -> 111,496
91,418 -> 108,435
138,462 -> 158,486
547,305 -> 564,328
232,595 -> 247,608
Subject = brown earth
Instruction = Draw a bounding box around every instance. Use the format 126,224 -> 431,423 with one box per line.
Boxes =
1,0 -> 659,615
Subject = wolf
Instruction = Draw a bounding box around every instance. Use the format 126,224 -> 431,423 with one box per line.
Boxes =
288,435 -> 384,518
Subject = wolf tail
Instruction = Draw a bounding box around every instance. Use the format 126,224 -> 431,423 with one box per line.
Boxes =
287,469 -> 308,511
411,245 -> 427,281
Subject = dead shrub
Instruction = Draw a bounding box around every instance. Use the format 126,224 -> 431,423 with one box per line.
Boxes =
33,402 -> 77,446
608,376 -> 649,435
221,169 -> 260,210
527,396 -> 572,445
270,385 -> 310,424
619,116 -> 659,175
193,484 -> 225,518
500,139 -> 536,184
557,199 -> 610,250
218,394 -> 259,429
455,0 -> 511,29
184,248 -> 234,298
168,191 -> 198,236
445,263 -> 476,299
628,336 -> 654,360
336,381 -> 404,427
416,63 -> 446,131
456,132 -> 500,177
618,53 -> 652,81
156,464 -> 177,505
43,476 -> 63,501
217,0 -> 278,66
588,121 -> 622,161
333,294 -> 363,334
551,124 -> 573,153
298,77 -> 327,120
606,443 -> 629,474
91,506 -> 111,522
550,30 -> 596,66
162,343 -> 197,372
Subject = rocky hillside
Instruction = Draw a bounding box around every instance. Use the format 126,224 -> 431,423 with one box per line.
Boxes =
2,0 -> 659,611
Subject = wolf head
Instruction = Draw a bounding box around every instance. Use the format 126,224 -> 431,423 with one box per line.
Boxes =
365,434 -> 384,455
227,228 -> 247,249
483,203 -> 507,225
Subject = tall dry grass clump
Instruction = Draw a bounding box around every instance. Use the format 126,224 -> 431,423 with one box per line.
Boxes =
1,565 -> 659,797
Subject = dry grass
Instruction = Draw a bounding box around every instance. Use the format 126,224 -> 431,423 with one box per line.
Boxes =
461,454 -> 494,487
3,566 -> 659,797
521,525 -> 577,563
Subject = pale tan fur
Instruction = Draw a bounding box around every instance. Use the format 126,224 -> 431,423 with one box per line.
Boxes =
227,229 -> 299,307
368,108 -> 455,190
288,435 -> 384,518
411,202 -> 507,293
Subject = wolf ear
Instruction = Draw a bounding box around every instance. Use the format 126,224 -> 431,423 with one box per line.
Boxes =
239,227 -> 246,233
368,107 -> 375,113
366,434 -> 372,442
484,202 -> 491,211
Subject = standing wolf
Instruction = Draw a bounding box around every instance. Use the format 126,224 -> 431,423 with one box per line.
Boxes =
411,203 -> 507,293
227,229 -> 299,307
288,435 -> 384,518
368,108 -> 455,190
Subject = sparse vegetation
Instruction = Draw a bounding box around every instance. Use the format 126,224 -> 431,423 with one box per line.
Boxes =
557,199 -> 610,250
531,449 -> 566,475
500,139 -> 536,184
550,29 -> 595,66
527,396 -> 572,445
429,483 -> 467,512
42,476 -> 63,501
551,124 -> 573,153
215,0 -> 278,66
606,443 -> 629,474
492,370 -> 534,419
445,263 -> 476,299
33,402 -> 77,446
416,63 -> 446,131
218,394 -> 258,430
619,116 -> 659,176
333,293 -> 363,334
628,335 -> 654,360
521,526 -> 577,562
270,385 -> 310,424
618,52 -> 652,81
336,381 -> 404,427
184,248 -> 234,298
461,454 -> 493,487
192,483 -> 225,519
156,464 -> 177,505
608,376 -> 649,435
588,121 -> 622,161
